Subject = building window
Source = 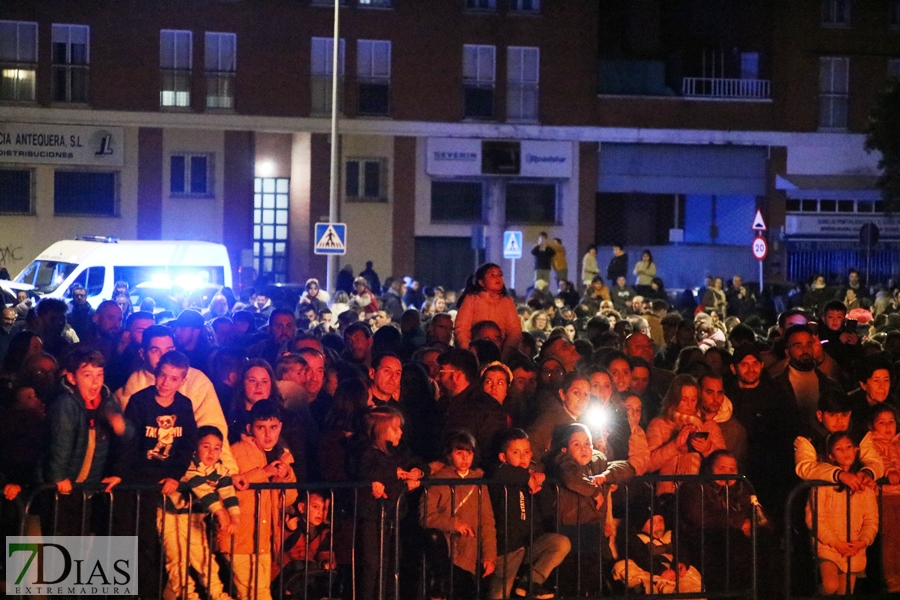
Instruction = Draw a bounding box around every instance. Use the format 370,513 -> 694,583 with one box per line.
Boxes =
892,0 -> 900,28
431,181 -> 483,222
311,37 -> 345,115
0,169 -> 33,214
54,171 -> 117,216
170,154 -> 213,197
253,177 -> 289,283
510,0 -> 540,12
822,0 -> 851,26
819,57 -> 848,130
359,0 -> 392,6
51,24 -> 89,104
787,198 -> 884,213
205,32 -> 236,109
463,44 -> 495,119
507,46 -> 539,121
311,0 -> 348,5
466,0 -> 496,10
346,158 -> 386,202
505,182 -> 557,224
160,29 -> 192,108
357,40 -> 390,116
889,58 -> 900,79
0,21 -> 38,102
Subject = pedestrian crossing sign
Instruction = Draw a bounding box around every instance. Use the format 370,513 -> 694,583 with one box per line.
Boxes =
503,230 -> 523,259
314,222 -> 347,255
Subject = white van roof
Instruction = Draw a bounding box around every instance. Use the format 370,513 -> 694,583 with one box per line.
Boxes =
32,239 -> 230,268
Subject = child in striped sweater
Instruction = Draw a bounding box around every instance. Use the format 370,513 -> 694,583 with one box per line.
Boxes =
165,425 -> 241,600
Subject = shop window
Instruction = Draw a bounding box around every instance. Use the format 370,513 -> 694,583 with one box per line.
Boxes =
505,182 -> 557,224
0,169 -> 33,213
54,171 -> 117,216
431,181 -> 483,222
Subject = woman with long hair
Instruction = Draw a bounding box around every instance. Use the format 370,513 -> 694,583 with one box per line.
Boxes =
646,374 -> 726,495
454,263 -> 522,357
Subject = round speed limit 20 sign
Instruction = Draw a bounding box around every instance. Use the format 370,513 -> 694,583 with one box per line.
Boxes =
752,236 -> 768,261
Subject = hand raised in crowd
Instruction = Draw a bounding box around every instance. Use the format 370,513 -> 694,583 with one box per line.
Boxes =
102,476 -> 122,493
4,483 -> 21,501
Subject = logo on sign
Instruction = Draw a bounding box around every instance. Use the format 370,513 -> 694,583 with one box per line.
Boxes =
7,536 -> 137,596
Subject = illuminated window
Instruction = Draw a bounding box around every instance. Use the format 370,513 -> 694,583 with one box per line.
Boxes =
160,29 -> 192,108
0,20 -> 37,102
507,46 -> 539,121
311,37 -> 345,115
253,177 -> 290,282
205,32 -> 236,109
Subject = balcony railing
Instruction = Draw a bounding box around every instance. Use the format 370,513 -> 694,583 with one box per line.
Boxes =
682,76 -> 771,99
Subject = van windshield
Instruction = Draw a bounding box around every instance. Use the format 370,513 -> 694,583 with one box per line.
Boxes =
15,260 -> 78,294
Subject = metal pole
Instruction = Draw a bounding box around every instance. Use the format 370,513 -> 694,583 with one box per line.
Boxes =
326,0 -> 340,296
510,257 -> 516,291
759,256 -> 763,295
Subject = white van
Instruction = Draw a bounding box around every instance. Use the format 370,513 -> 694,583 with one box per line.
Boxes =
4,237 -> 233,308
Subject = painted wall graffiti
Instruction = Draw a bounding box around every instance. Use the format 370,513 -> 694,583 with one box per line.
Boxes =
0,245 -> 23,267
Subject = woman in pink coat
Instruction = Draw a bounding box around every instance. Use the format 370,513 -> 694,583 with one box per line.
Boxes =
646,374 -> 726,495
454,263 -> 522,358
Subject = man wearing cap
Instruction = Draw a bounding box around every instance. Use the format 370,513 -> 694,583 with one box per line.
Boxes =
172,308 -> 215,377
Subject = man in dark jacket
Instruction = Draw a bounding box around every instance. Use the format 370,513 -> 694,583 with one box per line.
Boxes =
606,244 -> 628,284
381,277 -> 406,322
437,348 -> 508,467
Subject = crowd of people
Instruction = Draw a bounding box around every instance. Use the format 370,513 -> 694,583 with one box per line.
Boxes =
0,254 -> 899,599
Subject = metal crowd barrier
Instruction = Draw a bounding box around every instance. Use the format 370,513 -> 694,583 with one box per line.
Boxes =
5,474 -> 769,600
783,479 -> 895,600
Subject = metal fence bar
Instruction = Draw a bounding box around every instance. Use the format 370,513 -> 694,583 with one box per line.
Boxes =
6,475 -> 781,600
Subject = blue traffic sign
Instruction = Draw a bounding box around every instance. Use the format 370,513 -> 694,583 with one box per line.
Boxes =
503,231 -> 523,259
314,223 -> 347,255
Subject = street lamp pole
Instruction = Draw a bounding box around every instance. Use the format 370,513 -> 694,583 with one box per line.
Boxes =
326,0 -> 340,297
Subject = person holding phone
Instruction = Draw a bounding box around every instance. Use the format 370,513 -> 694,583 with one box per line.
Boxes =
646,374 -> 726,496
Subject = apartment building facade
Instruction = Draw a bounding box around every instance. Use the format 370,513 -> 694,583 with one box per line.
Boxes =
0,0 -> 897,294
